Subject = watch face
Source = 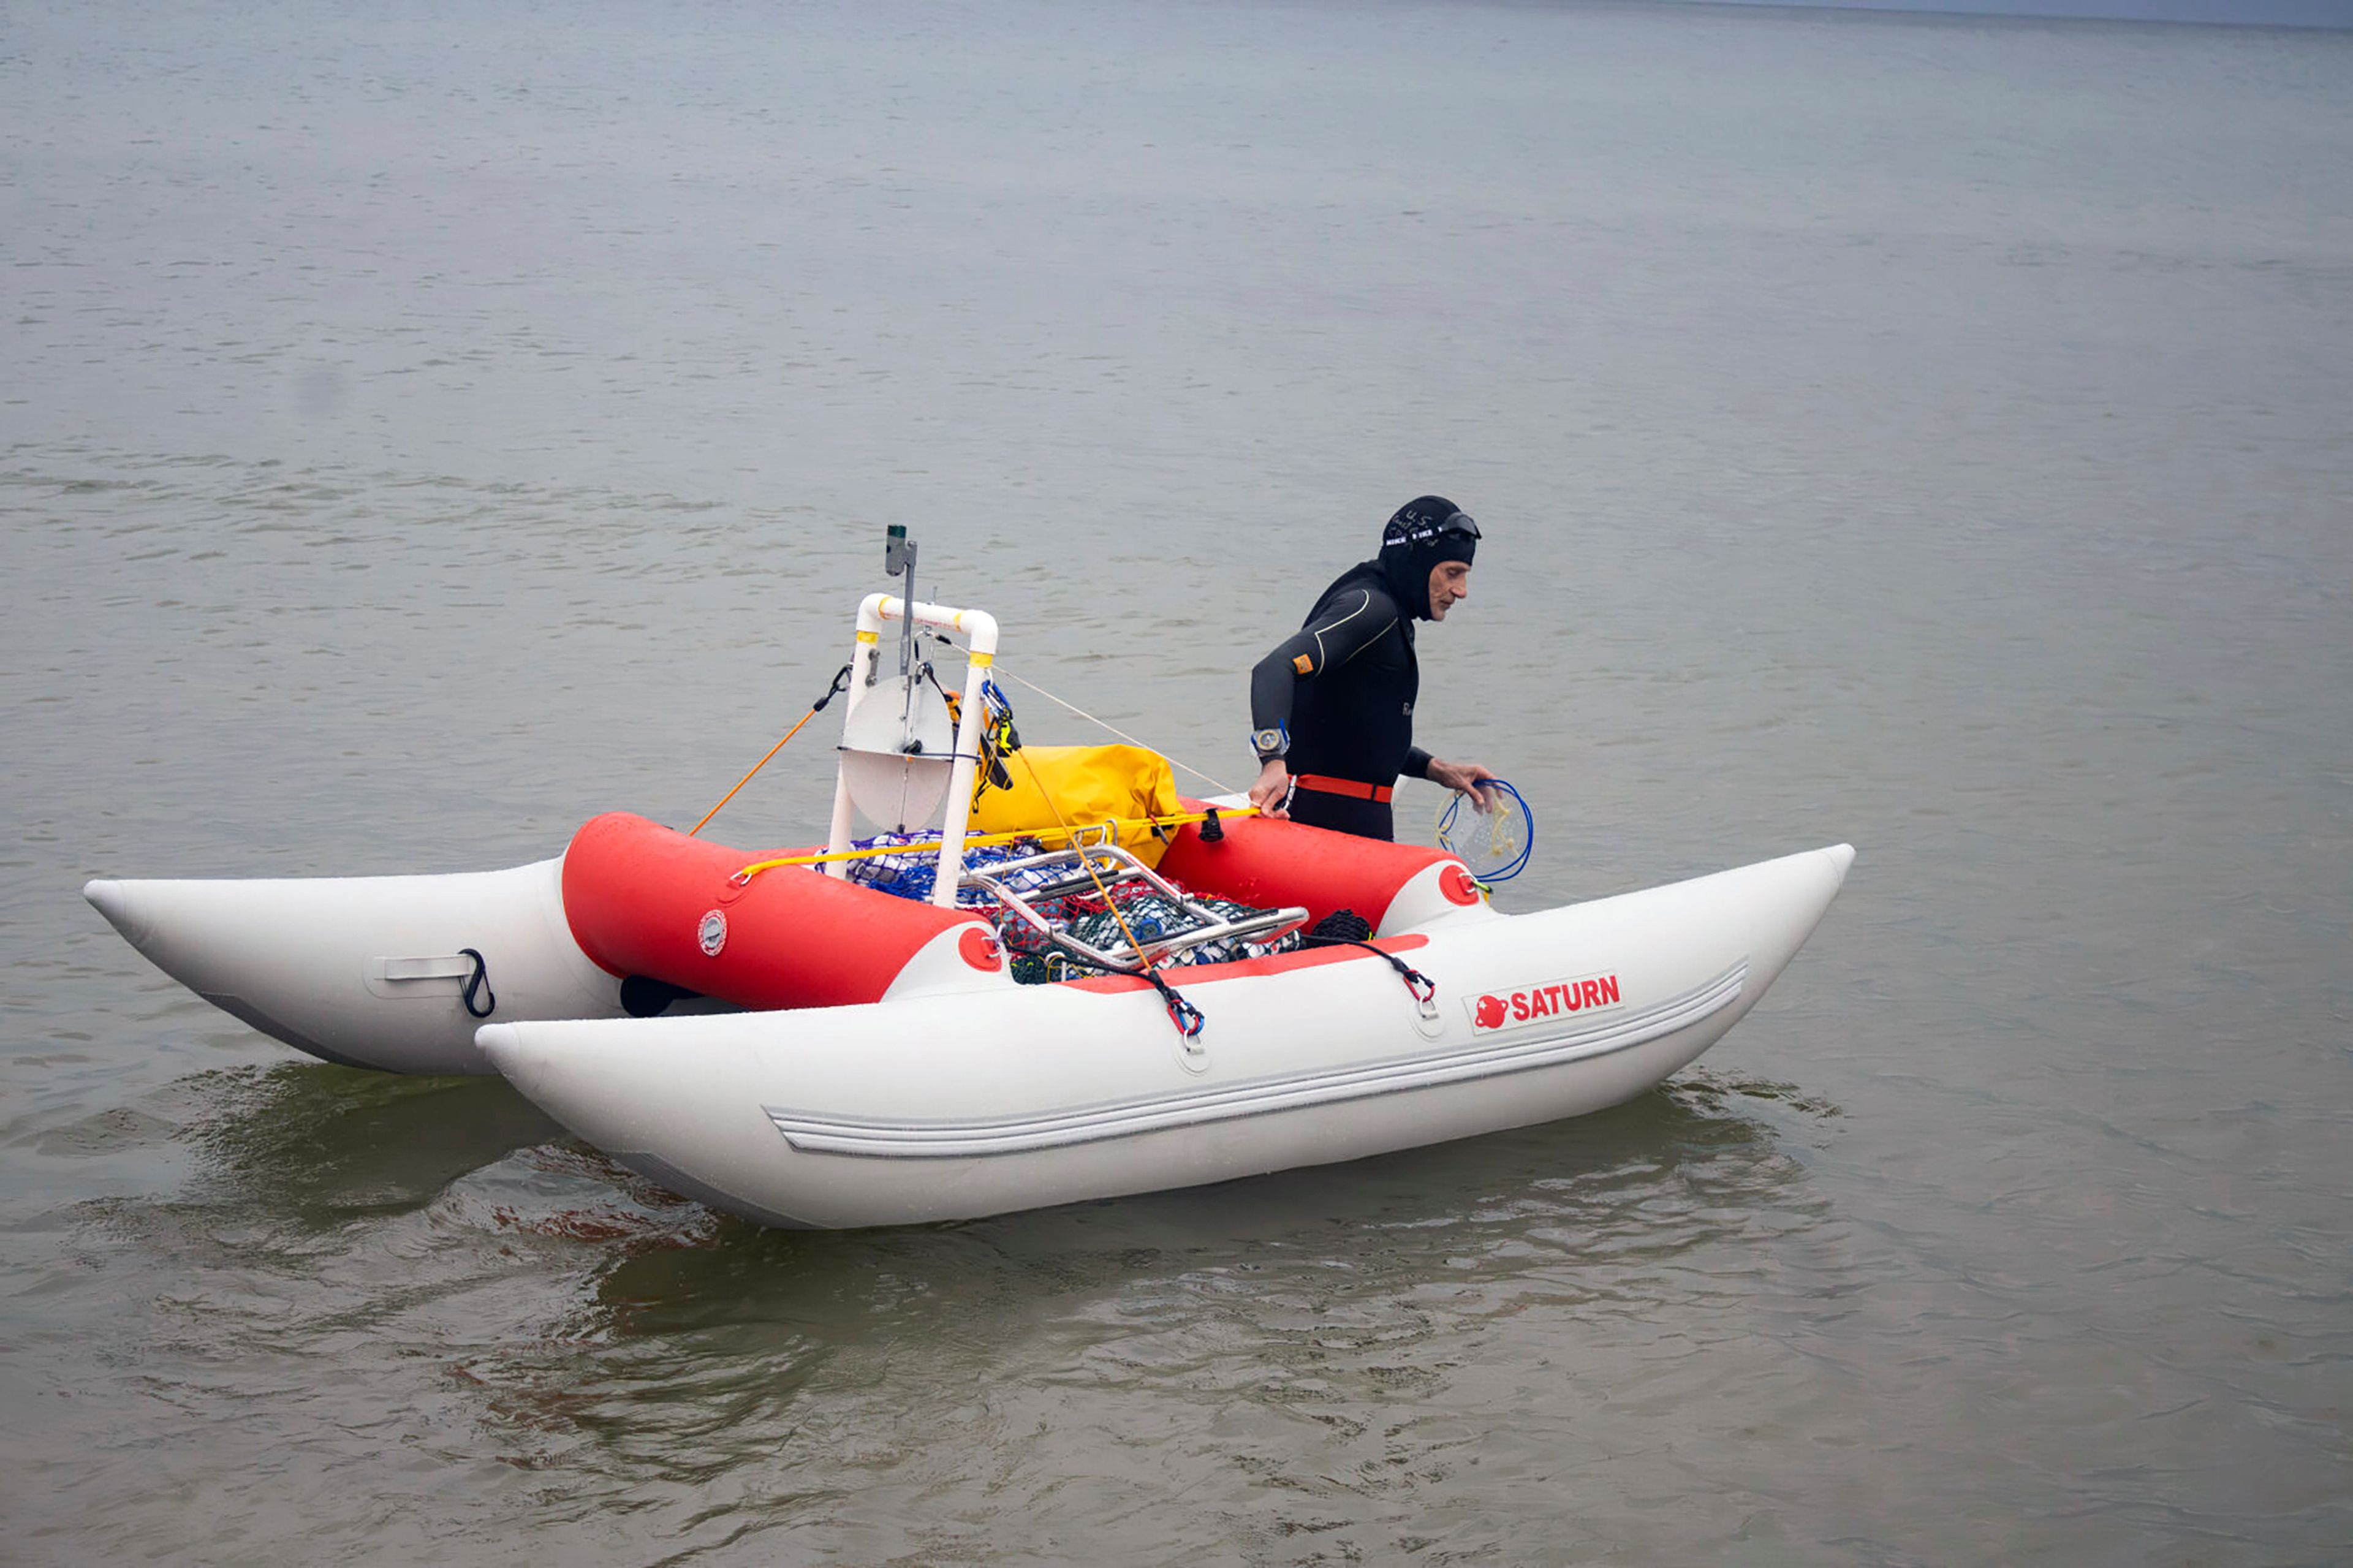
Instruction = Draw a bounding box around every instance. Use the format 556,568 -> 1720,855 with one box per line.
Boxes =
1252,727 -> 1286,756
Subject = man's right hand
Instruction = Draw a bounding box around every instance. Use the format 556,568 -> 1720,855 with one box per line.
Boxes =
1248,759 -> 1292,820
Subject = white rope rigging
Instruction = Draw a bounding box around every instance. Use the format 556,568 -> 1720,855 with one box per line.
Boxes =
913,627 -> 1242,796
990,666 -> 1241,797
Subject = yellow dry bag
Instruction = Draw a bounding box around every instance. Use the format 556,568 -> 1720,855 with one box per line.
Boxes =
973,744 -> 1182,867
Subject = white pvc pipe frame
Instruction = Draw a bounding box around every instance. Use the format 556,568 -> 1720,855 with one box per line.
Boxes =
826,593 -> 1001,907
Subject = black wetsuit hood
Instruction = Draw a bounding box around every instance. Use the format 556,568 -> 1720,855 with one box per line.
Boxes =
1377,551 -> 1432,621
1378,494 -> 1478,620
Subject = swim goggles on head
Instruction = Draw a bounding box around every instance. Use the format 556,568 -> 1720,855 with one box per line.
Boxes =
1385,510 -> 1480,548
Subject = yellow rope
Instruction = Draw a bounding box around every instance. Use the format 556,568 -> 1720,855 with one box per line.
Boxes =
726,805 -> 1256,883
687,702 -> 831,838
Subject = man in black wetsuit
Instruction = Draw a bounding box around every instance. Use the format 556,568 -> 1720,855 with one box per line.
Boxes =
1246,496 -> 1498,840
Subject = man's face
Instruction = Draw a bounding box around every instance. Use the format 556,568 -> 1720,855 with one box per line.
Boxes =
1427,560 -> 1472,621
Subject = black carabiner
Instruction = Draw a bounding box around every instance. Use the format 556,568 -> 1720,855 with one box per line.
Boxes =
458,947 -> 496,1020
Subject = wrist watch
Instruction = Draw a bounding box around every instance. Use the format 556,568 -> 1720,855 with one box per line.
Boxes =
1251,725 -> 1289,762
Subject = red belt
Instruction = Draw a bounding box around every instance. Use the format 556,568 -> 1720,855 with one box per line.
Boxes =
1291,773 -> 1393,803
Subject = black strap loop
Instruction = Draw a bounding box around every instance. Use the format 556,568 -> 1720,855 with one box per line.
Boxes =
917,658 -> 959,712
1039,949 -> 1206,1040
458,947 -> 496,1019
1302,932 -> 1436,1005
810,663 -> 852,713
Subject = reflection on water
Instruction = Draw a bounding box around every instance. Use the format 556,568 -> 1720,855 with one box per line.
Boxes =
181,1062 -> 572,1222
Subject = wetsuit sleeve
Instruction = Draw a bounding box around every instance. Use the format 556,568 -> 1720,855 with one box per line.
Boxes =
1248,586 -> 1400,758
1403,746 -> 1433,780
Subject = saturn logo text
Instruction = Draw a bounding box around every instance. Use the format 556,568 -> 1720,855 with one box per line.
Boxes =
1467,973 -> 1622,1033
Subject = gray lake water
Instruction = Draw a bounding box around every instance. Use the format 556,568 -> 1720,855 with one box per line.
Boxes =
6,1 -> 2351,1561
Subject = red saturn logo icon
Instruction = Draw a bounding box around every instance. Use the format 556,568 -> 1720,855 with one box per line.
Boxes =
1474,994 -> 1508,1030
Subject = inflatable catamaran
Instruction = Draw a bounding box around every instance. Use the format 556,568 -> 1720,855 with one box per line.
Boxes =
84,540 -> 1852,1228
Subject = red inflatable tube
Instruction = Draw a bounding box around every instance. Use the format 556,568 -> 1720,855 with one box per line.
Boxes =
561,812 -> 984,1012
1156,801 -> 1455,933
